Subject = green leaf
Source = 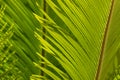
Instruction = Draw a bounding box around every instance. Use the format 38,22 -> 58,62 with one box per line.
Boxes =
35,0 -> 120,80
1,0 -> 120,80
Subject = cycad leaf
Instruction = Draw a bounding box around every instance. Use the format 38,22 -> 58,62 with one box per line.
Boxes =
35,0 -> 120,80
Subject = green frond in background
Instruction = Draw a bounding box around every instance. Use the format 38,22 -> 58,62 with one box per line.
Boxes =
0,1 -> 41,79
0,0 -> 120,80
0,6 -> 22,80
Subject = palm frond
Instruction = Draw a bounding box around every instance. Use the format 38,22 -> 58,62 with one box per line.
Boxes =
34,0 -> 120,80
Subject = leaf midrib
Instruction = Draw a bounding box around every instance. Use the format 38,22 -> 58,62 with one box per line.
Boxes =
95,0 -> 115,80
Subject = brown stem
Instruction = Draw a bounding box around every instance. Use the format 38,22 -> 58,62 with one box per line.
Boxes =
41,0 -> 47,76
